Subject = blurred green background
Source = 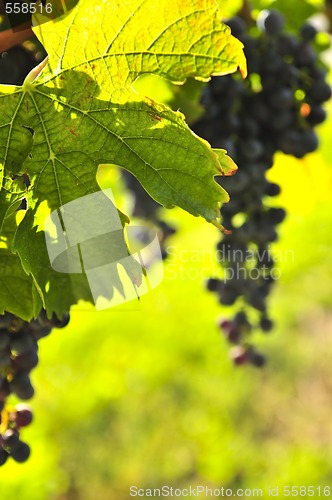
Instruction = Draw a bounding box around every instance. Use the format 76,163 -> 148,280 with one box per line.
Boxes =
1,0 -> 332,499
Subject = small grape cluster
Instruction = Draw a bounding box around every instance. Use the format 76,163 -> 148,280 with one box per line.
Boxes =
0,404 -> 33,465
122,170 -> 176,259
0,310 -> 69,465
193,10 -> 331,366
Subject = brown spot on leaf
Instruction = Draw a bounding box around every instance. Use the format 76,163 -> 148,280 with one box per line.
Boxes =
69,128 -> 78,138
149,112 -> 162,122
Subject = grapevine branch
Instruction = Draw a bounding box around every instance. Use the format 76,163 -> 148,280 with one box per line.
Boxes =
0,25 -> 33,52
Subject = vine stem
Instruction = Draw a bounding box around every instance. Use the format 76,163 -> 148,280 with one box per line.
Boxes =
212,220 -> 232,234
325,0 -> 332,32
0,24 -> 33,52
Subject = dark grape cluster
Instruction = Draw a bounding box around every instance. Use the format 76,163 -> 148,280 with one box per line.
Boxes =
193,10 -> 330,366
122,170 -> 177,259
0,310 -> 69,465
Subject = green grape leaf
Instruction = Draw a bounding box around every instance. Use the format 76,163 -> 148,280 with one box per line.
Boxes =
12,202 -> 145,320
12,208 -> 94,320
0,0 -> 246,318
0,195 -> 43,320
